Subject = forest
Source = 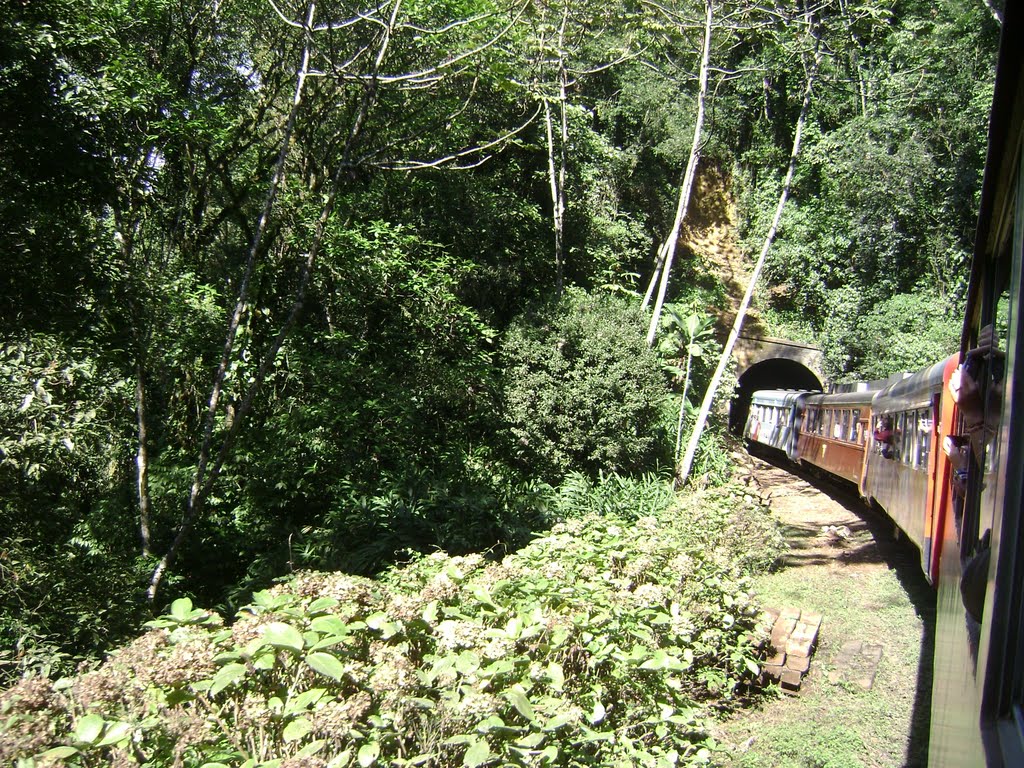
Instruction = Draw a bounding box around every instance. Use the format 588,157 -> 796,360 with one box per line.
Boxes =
0,0 -> 1003,764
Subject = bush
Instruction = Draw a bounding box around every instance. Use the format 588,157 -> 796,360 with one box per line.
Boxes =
1,485 -> 783,768
499,291 -> 671,482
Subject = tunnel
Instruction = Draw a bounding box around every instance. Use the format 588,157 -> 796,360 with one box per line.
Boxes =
729,358 -> 824,434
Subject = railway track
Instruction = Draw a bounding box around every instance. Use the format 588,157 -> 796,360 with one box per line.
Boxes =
718,449 -> 935,767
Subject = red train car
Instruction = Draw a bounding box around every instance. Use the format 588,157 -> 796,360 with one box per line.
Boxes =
797,390 -> 874,489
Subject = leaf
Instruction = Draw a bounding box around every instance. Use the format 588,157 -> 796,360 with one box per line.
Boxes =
288,688 -> 328,713
686,314 -> 701,337
96,721 -> 132,746
306,652 -> 346,681
546,662 -> 564,692
37,746 -> 80,759
209,663 -> 247,696
463,738 -> 492,767
543,712 -> 575,731
263,622 -> 304,652
296,740 -> 327,758
283,717 -> 313,742
422,600 -> 439,624
73,713 -> 105,744
505,688 -> 535,722
308,597 -> 340,614
358,741 -> 380,767
170,597 -> 194,623
744,658 -> 761,676
253,651 -> 277,670
310,616 -> 348,635
517,732 -> 545,748
590,701 -> 606,725
640,650 -> 668,670
454,651 -> 480,675
365,612 -> 400,639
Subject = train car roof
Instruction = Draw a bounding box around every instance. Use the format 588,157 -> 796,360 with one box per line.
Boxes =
749,389 -> 817,407
871,354 -> 958,413
803,389 -> 876,408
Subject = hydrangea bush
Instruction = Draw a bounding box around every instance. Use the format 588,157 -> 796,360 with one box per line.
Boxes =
1,484 -> 782,768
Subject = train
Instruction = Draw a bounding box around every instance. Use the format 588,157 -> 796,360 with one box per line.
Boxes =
742,5 -> 1023,767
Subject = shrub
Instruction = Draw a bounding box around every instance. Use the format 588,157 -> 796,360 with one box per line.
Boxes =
499,290 -> 671,482
1,487 -> 783,768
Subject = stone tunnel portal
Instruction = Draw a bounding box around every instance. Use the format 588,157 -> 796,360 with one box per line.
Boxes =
729,358 -> 824,434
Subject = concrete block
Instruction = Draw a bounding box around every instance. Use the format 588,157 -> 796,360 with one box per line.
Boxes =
771,618 -> 797,649
780,668 -> 802,690
785,654 -> 811,673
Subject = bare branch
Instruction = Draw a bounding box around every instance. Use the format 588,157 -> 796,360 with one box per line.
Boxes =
382,104 -> 542,171
343,1 -> 528,86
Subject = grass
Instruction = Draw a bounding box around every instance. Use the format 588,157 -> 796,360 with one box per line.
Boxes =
714,473 -> 936,768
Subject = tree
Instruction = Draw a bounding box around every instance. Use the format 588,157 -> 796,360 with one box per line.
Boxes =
147,0 -> 533,600
642,0 -> 714,346
679,2 -> 821,485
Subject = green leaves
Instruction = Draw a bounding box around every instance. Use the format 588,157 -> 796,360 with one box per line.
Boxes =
263,622 -> 304,652
15,475 -> 775,768
500,290 -> 671,482
305,652 -> 346,681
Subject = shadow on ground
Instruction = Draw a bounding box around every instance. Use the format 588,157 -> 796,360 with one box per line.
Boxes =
752,450 -> 937,767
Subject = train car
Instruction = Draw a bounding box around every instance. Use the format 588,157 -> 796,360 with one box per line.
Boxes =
927,4 -> 1024,764
796,390 -> 873,490
744,389 -> 812,461
862,354 -> 960,581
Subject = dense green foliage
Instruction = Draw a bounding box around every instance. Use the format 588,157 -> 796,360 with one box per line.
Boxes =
500,292 -> 671,481
735,0 -> 1000,377
0,0 -> 999,734
0,482 -> 783,767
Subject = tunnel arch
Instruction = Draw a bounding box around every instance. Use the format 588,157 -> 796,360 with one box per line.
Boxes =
729,358 -> 824,433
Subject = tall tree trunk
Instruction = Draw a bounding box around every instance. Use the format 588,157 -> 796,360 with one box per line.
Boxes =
543,3 -> 570,296
148,0 -> 318,603
135,360 -> 153,557
677,23 -> 822,486
644,0 -> 713,347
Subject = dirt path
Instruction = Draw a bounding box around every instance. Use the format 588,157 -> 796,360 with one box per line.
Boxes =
717,452 -> 936,768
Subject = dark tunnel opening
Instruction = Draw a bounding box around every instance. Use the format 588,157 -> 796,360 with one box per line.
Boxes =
729,358 -> 823,433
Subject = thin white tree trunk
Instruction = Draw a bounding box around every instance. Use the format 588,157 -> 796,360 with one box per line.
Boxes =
543,3 -> 570,296
544,99 -> 566,295
677,28 -> 822,486
148,0 -> 317,602
645,0 -> 713,346
135,360 -> 153,557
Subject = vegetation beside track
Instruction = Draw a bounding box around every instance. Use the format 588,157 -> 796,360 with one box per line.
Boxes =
1,478 -> 786,768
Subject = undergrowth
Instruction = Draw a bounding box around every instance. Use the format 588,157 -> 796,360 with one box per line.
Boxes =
0,482 -> 784,768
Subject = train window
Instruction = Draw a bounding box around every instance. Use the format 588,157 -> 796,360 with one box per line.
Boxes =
918,409 -> 932,468
906,412 -> 917,465
850,409 -> 860,442
894,412 -> 905,462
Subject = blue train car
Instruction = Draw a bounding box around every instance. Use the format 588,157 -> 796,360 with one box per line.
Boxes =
744,389 -> 811,461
